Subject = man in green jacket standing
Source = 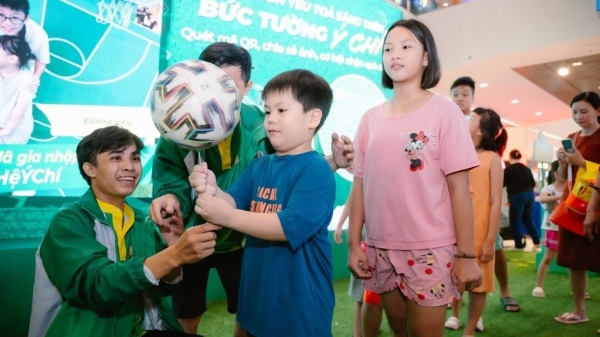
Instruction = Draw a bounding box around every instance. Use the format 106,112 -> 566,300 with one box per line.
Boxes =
29,126 -> 220,337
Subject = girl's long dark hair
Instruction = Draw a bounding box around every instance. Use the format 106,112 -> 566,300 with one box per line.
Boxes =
472,107 -> 507,156
0,35 -> 35,68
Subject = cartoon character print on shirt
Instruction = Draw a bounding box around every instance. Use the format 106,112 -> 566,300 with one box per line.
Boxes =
405,131 -> 430,171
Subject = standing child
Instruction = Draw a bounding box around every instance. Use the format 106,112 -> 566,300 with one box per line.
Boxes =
347,19 -> 482,337
532,160 -> 565,298
445,107 -> 507,336
0,34 -> 35,143
190,69 -> 337,336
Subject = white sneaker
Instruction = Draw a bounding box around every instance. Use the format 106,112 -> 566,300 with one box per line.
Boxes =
445,316 -> 461,330
532,287 -> 545,298
476,317 -> 484,332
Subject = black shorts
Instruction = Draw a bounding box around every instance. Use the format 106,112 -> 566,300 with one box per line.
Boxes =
172,248 -> 244,318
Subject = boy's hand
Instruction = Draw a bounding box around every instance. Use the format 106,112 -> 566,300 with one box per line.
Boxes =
331,133 -> 354,169
189,162 -> 217,196
451,258 -> 482,293
334,227 -> 343,244
347,245 -> 372,279
171,223 -> 221,265
149,194 -> 183,227
195,193 -> 233,226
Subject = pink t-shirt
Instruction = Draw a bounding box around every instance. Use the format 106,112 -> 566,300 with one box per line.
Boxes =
352,94 -> 479,250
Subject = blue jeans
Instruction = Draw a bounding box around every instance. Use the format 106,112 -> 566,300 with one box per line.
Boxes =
508,191 -> 540,248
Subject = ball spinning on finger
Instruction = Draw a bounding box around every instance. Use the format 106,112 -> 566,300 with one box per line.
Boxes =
150,60 -> 241,150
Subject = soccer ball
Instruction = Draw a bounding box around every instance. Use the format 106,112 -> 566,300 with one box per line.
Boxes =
150,60 -> 241,150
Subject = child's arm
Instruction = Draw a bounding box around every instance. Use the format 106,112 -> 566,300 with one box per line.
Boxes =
334,195 -> 351,244
0,102 -> 28,136
537,189 -> 560,204
347,178 -> 371,279
328,132 -> 355,171
447,170 -> 482,292
481,155 -> 503,263
189,162 -> 284,241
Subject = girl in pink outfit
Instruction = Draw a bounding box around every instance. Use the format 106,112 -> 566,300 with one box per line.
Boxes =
347,19 -> 483,337
445,108 -> 507,336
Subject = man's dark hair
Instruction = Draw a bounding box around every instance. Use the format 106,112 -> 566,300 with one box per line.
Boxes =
76,126 -> 145,186
199,42 -> 252,84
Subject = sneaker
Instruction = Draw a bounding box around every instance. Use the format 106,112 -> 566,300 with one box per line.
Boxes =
445,316 -> 461,330
476,317 -> 484,332
532,287 -> 545,298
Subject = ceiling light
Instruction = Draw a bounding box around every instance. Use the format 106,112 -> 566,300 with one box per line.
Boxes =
511,99 -> 519,104
479,83 -> 489,88
535,111 -> 543,116
572,62 -> 582,66
443,2 -> 449,6
558,67 -> 569,76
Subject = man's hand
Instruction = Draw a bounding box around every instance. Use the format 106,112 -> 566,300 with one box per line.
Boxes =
195,192 -> 234,226
149,194 -> 182,227
159,211 -> 184,246
171,223 -> 221,265
331,133 -> 354,170
189,162 -> 217,196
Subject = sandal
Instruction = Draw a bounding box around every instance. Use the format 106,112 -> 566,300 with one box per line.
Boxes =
532,287 -> 545,298
554,312 -> 589,325
500,296 -> 520,312
444,316 -> 461,330
476,317 -> 484,332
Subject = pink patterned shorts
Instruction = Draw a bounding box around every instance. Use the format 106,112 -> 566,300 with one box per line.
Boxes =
362,244 -> 460,306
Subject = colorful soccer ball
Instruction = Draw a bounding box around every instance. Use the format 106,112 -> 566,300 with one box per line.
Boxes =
150,60 -> 241,150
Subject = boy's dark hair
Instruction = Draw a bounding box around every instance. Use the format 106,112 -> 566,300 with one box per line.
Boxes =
199,42 -> 252,84
472,107 -> 507,156
381,19 -> 441,90
547,160 -> 559,185
0,0 -> 29,16
76,126 -> 145,186
262,69 -> 332,134
0,35 -> 34,68
571,91 -> 600,123
450,76 -> 475,95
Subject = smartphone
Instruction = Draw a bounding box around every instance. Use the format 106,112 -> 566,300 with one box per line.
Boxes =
562,138 -> 574,154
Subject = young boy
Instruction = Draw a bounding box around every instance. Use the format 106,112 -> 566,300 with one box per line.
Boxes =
29,126 -> 219,337
190,69 -> 336,337
0,0 -> 49,91
150,42 -> 354,336
450,76 -> 475,117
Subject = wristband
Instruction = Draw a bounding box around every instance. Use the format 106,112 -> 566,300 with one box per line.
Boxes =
454,252 -> 477,259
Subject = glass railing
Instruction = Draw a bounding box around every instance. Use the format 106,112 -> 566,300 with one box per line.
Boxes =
391,0 -> 474,16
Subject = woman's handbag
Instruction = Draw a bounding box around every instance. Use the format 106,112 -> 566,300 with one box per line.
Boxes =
550,135 -> 599,236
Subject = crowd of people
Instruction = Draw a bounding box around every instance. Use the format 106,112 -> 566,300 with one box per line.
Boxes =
23,10 -> 600,337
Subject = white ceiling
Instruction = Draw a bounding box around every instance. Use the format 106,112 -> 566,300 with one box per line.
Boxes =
407,0 -> 600,139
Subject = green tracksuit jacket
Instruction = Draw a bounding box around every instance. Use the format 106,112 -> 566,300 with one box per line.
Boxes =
35,189 -> 183,337
152,103 -> 271,252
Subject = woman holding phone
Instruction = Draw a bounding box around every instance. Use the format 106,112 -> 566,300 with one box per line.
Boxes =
554,91 -> 600,325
